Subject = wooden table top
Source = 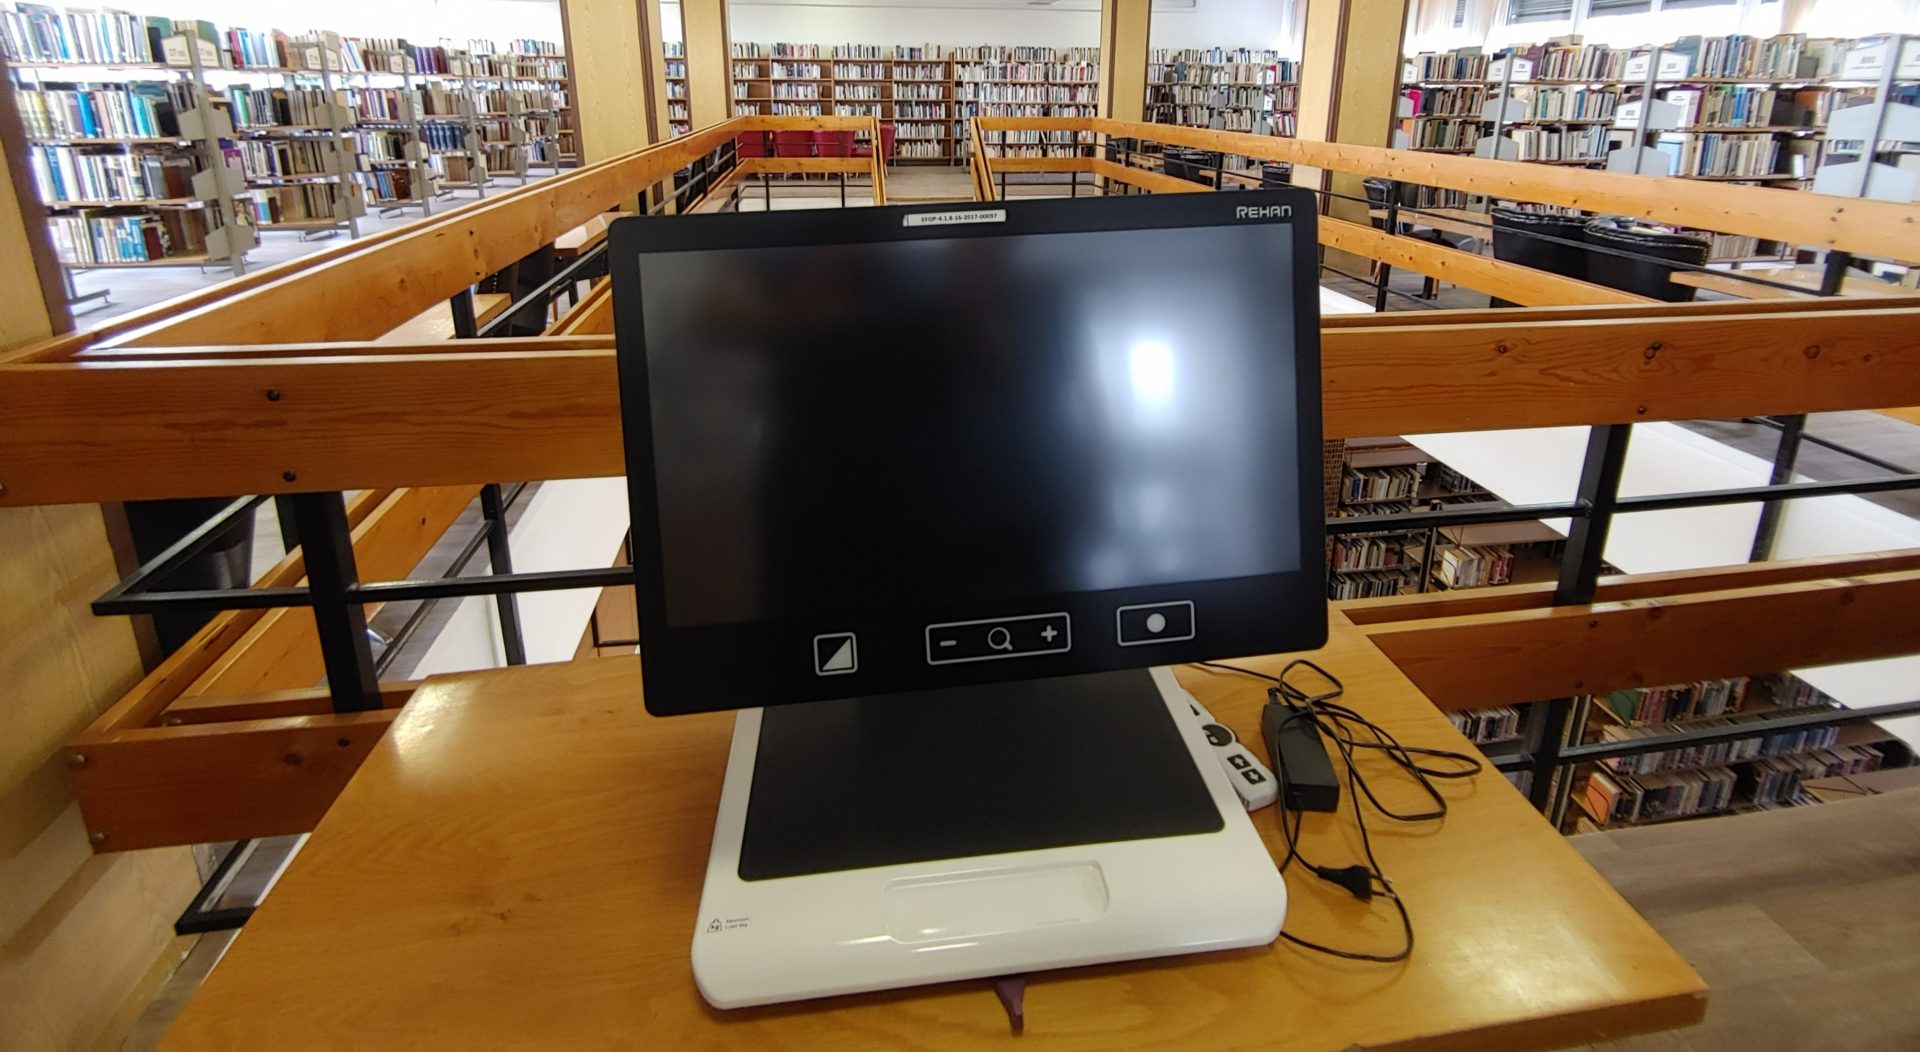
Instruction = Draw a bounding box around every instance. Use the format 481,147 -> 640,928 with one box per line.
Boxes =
167,614 -> 1704,1049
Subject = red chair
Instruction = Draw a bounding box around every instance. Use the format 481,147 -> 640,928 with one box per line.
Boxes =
734,132 -> 769,158
852,123 -> 898,162
812,131 -> 853,157
772,131 -> 814,158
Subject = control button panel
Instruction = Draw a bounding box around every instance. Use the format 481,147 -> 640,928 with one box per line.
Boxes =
926,612 -> 1071,665
1116,600 -> 1195,647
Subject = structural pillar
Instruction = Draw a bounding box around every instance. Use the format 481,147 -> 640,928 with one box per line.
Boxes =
561,0 -> 674,164
680,0 -> 734,131
1292,0 -> 1410,273
1097,0 -> 1150,124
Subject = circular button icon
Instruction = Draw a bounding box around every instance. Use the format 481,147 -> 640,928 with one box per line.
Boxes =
1145,612 -> 1167,634
986,626 -> 1013,651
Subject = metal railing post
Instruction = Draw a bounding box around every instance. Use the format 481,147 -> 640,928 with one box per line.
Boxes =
481,483 -> 527,665
1750,414 -> 1806,561
287,491 -> 380,712
450,288 -> 477,340
1375,182 -> 1401,312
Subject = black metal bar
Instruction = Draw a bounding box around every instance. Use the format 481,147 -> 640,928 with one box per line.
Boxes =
173,840 -> 256,936
272,494 -> 300,553
287,492 -> 380,713
1317,262 -> 1439,308
1070,172 -> 1078,198
93,496 -> 266,610
764,173 -> 771,210
1327,500 -> 1585,536
94,585 -> 314,616
1819,250 -> 1852,297
839,171 -> 846,208
481,483 -> 527,666
350,565 -> 634,604
1418,523 -> 1439,593
1557,425 -> 1633,606
1562,697 -> 1920,764
1616,472 -> 1920,514
1749,413 -> 1806,561
1375,185 -> 1400,313
475,242 -> 611,339
1526,697 -> 1574,812
371,484 -> 529,678
449,288 -> 477,340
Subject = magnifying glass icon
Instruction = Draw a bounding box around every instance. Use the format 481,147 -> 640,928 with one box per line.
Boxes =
986,626 -> 1013,652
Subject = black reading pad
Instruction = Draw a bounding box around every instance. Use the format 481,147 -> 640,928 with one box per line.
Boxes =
738,670 -> 1223,881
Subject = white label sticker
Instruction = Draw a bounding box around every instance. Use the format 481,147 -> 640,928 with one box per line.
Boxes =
903,209 -> 1007,228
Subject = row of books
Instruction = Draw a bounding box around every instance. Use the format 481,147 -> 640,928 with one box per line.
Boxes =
1328,570 -> 1411,601
1341,465 -> 1425,505
1403,86 -> 1484,118
1597,719 -> 1841,776
1151,108 -> 1295,135
957,103 -> 1096,120
1154,61 -> 1302,87
894,103 -> 948,121
1586,766 -> 1738,825
1664,86 -> 1814,129
833,85 -> 883,101
769,84 -> 824,99
1601,677 -> 1750,726
229,86 -> 343,129
894,83 -> 949,100
1510,126 -> 1610,163
955,63 -> 1098,84
832,63 -> 889,80
48,206 -> 208,265
1748,747 -> 1887,806
1329,534 -> 1415,574
895,64 -> 951,82
895,122 -> 946,141
1428,544 -> 1513,589
234,138 -> 338,180
1409,34 -> 1863,87
355,129 -> 417,163
1450,706 -> 1523,745
1150,48 -> 1290,67
1511,86 -> 1619,122
957,84 -> 1096,105
1149,85 -> 1296,111
244,182 -> 350,223
832,104 -> 879,119
0,4 -> 164,65
1665,132 -> 1781,177
419,122 -> 477,153
15,83 -> 182,140
30,146 -> 193,204
952,46 -> 1098,64
771,62 -> 824,79
471,88 -> 566,113
1409,120 -> 1481,151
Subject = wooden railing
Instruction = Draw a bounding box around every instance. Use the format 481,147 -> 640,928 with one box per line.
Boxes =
6,115 -> 1920,848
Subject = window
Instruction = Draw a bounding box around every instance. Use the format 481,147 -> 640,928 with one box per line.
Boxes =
1662,0 -> 1739,9
1508,0 -> 1576,23
1588,0 -> 1653,15
1453,0 -> 1469,29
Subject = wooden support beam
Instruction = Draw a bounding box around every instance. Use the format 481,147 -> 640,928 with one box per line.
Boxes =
550,281 -> 613,335
1365,569 -> 1920,712
66,710 -> 401,852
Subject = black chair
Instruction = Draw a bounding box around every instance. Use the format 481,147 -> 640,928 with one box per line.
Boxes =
1490,207 -> 1593,307
1162,146 -> 1220,187
1367,178 -> 1463,300
1259,162 -> 1291,188
1583,219 -> 1712,302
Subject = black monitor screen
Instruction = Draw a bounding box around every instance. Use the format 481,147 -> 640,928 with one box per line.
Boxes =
614,193 -> 1324,715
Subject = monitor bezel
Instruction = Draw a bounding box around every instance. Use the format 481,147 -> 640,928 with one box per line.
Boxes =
611,190 -> 1326,716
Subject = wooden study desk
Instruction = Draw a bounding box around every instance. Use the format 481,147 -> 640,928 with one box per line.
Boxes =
167,614 -> 1704,1049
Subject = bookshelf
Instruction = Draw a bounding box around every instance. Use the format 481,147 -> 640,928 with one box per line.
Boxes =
664,41 -> 687,138
3,5 -> 576,275
1328,438 -> 1557,601
1146,48 -> 1299,139
1445,672 -> 1912,834
1399,33 -> 1920,261
6,9 -> 256,274
728,43 -> 1096,164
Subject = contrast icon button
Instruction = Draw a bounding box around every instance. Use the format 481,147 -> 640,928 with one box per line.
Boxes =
814,632 -> 858,676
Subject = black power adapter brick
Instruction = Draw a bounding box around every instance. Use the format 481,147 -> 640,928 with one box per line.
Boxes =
1262,701 -> 1340,813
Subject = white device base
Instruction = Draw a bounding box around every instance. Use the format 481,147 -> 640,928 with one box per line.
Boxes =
689,666 -> 1286,1009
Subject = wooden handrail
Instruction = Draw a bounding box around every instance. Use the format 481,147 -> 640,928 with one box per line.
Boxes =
977,116 -> 1920,264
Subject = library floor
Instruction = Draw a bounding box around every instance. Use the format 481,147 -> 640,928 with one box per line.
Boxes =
1578,787 -> 1920,1050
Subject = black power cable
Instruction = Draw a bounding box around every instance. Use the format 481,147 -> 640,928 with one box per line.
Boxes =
1195,659 -> 1482,963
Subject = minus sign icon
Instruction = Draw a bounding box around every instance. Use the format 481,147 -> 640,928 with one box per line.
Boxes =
938,639 -> 956,647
